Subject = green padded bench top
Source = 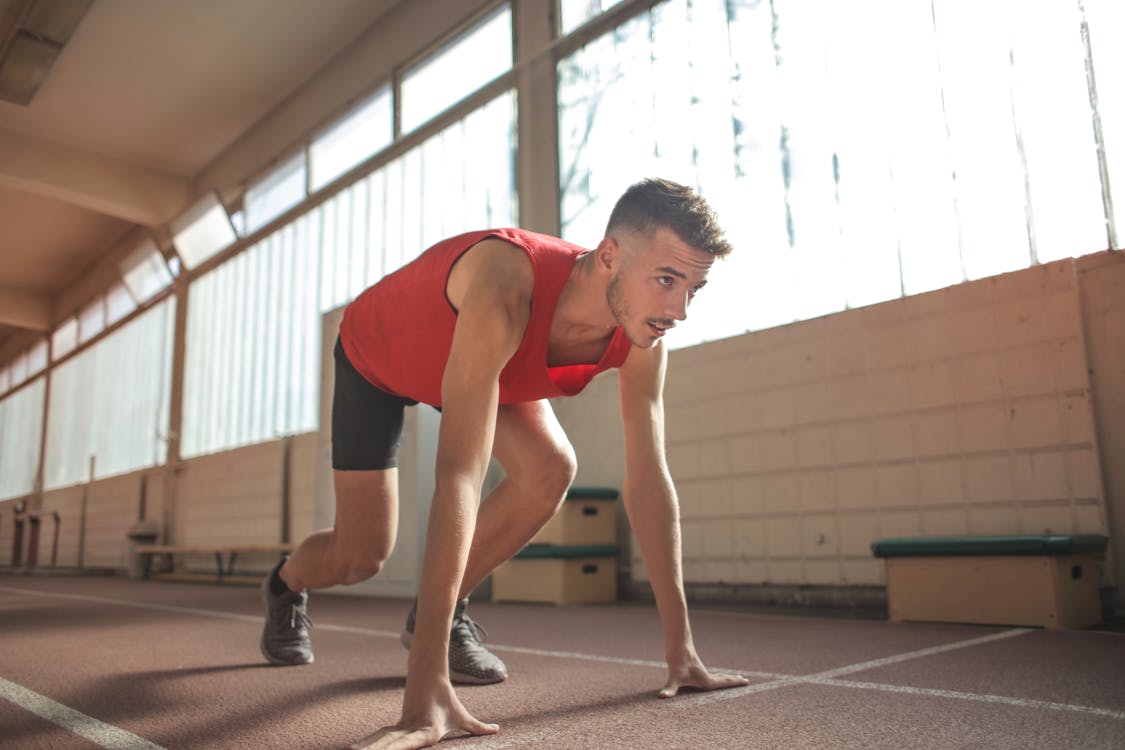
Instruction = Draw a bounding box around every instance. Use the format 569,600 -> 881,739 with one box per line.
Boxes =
871,534 -> 1109,558
514,544 -> 619,559
565,487 -> 619,500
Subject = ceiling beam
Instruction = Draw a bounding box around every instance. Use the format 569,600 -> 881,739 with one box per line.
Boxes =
0,285 -> 50,331
0,125 -> 190,226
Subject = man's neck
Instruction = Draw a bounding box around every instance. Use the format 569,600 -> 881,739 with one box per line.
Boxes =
546,252 -> 618,366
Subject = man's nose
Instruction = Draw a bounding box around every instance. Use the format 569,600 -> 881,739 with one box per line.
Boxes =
668,292 -> 689,321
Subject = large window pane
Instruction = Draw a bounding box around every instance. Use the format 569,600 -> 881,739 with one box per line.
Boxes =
560,0 -> 626,35
558,0 -> 1115,347
78,296 -> 106,343
172,194 -> 238,269
1087,0 -> 1123,248
119,238 -> 173,304
400,4 -> 512,133
27,339 -> 47,376
182,94 -> 516,457
106,282 -> 136,325
243,151 -> 308,235
0,377 -> 45,500
44,298 -> 175,489
51,318 -> 77,361
310,87 -> 393,192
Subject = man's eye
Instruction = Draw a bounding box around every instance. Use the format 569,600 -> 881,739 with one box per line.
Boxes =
658,277 -> 675,286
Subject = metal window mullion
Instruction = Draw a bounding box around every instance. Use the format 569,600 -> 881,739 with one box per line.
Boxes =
1078,0 -> 1117,250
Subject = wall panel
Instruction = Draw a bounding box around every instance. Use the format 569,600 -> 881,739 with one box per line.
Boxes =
555,257 -> 1113,596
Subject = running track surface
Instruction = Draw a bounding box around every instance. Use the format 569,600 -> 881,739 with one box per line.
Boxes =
2,573 -> 1124,749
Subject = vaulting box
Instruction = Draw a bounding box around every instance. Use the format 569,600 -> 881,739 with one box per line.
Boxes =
530,487 -> 618,546
492,544 -> 618,605
871,535 -> 1108,630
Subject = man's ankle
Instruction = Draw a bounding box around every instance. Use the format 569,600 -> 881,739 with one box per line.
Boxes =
270,564 -> 294,596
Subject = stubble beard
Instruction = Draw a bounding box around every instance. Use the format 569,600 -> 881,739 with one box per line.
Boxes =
607,274 -> 655,349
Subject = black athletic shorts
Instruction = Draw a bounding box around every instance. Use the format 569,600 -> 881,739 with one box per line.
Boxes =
331,336 -> 418,471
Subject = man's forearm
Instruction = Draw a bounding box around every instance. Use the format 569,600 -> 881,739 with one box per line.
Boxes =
407,477 -> 482,680
623,475 -> 693,659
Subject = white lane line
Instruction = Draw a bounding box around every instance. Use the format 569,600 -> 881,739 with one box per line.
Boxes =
810,678 -> 1125,721
490,643 -> 787,680
0,676 -> 166,750
0,584 -> 403,639
672,628 -> 1033,708
0,585 -> 773,677
813,627 -> 1033,679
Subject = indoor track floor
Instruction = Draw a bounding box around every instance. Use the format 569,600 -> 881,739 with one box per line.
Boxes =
1,573 -> 1123,749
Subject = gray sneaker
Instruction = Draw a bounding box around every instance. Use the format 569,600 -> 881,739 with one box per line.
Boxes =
401,598 -> 508,684
260,560 -> 314,666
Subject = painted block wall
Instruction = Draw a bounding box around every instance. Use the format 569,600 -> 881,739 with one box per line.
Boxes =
1078,252 -> 1125,607
81,474 -> 147,568
554,257 -> 1113,591
174,441 -> 285,547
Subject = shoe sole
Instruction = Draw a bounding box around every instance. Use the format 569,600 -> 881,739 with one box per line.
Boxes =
400,629 -> 506,684
259,640 -> 314,666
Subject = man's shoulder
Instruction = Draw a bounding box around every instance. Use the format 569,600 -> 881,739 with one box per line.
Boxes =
482,228 -> 587,257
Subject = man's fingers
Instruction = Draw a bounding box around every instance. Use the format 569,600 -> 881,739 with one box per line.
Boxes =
658,671 -> 751,699
460,719 -> 500,736
712,672 -> 751,689
349,717 -> 499,750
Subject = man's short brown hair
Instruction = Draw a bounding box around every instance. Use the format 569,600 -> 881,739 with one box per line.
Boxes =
605,178 -> 732,259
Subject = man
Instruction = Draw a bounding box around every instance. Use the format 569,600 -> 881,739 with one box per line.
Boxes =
261,178 -> 750,749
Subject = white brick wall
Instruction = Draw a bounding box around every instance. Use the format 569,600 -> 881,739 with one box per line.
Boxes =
557,257 -> 1111,590
175,441 -> 284,547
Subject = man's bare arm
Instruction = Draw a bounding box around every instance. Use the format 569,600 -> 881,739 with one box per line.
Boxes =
356,241 -> 533,750
617,342 -> 749,697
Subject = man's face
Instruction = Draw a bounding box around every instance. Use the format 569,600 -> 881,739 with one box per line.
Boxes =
605,226 -> 715,348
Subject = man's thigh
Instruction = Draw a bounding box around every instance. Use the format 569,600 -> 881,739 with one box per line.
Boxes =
331,336 -> 417,471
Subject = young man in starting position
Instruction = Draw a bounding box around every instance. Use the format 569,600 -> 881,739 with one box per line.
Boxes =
260,178 -> 750,748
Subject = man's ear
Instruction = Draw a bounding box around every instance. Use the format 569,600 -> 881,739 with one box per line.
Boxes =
595,235 -> 620,274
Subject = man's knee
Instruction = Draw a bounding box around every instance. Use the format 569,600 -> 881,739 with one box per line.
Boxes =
332,543 -> 390,585
525,444 -> 578,517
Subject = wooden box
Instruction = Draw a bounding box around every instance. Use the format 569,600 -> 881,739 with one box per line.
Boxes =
872,535 -> 1107,630
491,544 -> 618,605
531,487 -> 618,546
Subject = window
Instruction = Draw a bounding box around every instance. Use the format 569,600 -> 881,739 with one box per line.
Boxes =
78,297 -> 106,344
181,93 -> 517,458
172,193 -> 238,269
8,353 -> 27,386
0,377 -> 45,500
243,151 -> 309,235
44,299 -> 175,489
51,317 -> 78,360
1086,0 -> 1123,246
27,339 -> 47,376
310,87 -> 393,192
106,282 -> 136,325
119,238 -> 173,304
400,4 -> 513,134
559,0 -> 625,35
558,0 -> 1117,347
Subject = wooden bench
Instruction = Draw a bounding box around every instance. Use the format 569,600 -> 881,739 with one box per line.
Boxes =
871,534 -> 1109,629
135,543 -> 295,584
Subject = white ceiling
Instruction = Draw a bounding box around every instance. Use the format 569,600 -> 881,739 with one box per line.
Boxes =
0,0 -> 400,351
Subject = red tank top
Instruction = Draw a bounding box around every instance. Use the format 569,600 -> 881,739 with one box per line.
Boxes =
339,228 -> 632,407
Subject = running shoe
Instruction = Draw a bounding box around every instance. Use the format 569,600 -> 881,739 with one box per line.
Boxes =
401,598 -> 508,684
260,559 -> 314,666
